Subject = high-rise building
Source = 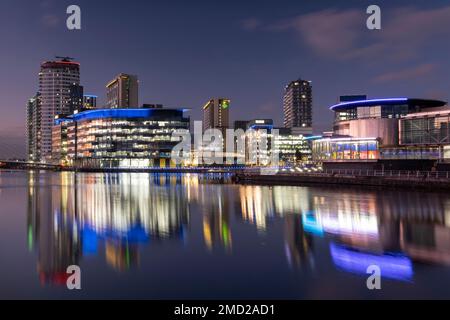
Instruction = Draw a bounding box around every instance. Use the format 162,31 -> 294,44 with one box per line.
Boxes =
35,59 -> 80,161
83,95 -> 97,109
26,93 -> 41,161
106,73 -> 139,108
283,79 -> 313,133
202,98 -> 230,132
69,84 -> 84,112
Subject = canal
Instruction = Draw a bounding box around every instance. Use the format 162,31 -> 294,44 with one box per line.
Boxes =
0,171 -> 449,299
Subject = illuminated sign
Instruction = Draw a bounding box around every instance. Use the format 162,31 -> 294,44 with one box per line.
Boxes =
221,100 -> 230,109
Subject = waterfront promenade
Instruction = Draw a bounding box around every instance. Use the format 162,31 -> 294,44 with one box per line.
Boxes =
2,161 -> 450,189
236,169 -> 450,190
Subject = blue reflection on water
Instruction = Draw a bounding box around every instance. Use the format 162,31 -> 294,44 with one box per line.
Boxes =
302,211 -> 324,237
330,243 -> 414,282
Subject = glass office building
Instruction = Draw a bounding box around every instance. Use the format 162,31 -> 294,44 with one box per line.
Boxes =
235,120 -> 312,166
312,137 -> 379,161
274,129 -> 312,164
51,116 -> 71,165
400,110 -> 450,145
52,108 -> 190,168
400,109 -> 450,161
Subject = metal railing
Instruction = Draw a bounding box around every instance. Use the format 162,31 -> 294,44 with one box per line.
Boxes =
280,169 -> 450,179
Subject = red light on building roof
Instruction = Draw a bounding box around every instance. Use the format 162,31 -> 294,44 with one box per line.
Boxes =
41,60 -> 80,68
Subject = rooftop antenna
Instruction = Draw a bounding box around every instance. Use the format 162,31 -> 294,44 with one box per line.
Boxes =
55,56 -> 75,62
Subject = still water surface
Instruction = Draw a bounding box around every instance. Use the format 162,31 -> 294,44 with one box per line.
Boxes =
1,171 -> 450,299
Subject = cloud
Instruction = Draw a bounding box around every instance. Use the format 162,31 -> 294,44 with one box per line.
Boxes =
242,5 -> 450,62
423,89 -> 448,101
269,9 -> 364,58
350,6 -> 450,61
372,63 -> 437,83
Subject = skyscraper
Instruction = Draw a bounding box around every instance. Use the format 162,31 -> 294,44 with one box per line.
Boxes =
106,73 -> 139,108
33,58 -> 80,161
202,98 -> 230,132
26,93 -> 41,161
69,84 -> 84,112
283,79 -> 313,134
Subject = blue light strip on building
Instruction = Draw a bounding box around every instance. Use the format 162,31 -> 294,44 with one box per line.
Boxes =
329,98 -> 409,111
70,108 -> 188,121
248,125 -> 274,130
54,118 -> 73,125
304,135 -> 323,140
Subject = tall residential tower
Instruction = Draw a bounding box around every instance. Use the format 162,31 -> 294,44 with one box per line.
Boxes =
29,59 -> 81,161
283,79 -> 313,134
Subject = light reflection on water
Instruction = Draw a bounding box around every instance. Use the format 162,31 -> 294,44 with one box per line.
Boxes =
2,171 -> 450,298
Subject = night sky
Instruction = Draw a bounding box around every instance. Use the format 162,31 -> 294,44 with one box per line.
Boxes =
1,0 -> 450,158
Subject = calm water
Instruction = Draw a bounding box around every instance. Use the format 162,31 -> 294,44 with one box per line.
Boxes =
1,171 -> 450,299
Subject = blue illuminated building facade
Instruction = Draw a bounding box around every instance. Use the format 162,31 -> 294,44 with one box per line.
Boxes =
52,107 -> 190,168
313,97 -> 448,167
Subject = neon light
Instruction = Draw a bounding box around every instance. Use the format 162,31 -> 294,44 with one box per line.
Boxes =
304,135 -> 323,140
249,125 -> 274,130
330,243 -> 413,281
70,108 -> 188,121
330,98 -> 409,111
316,137 -> 378,142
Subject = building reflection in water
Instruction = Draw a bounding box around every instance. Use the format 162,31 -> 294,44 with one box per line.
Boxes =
27,172 -> 190,283
191,180 -> 233,252
26,171 -> 450,286
308,189 -> 450,280
239,186 -> 313,231
237,184 -> 450,278
27,172 -> 81,285
284,214 -> 314,269
239,185 -> 314,268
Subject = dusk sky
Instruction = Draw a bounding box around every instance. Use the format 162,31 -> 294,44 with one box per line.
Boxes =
1,0 -> 450,158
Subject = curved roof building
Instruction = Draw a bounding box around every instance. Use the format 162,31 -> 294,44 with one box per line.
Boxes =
330,98 -> 446,112
330,97 -> 447,146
